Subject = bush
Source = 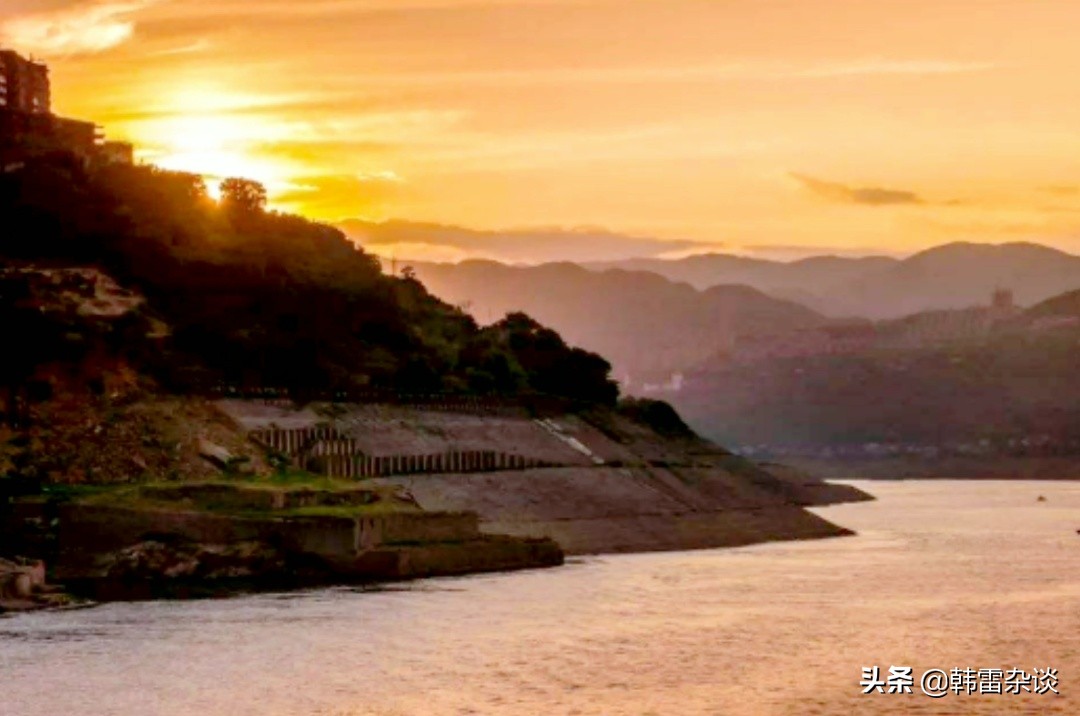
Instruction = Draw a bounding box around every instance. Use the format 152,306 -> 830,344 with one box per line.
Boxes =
618,398 -> 696,438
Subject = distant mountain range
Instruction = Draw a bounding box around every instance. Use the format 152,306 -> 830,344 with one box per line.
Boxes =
669,290 -> 1080,456
590,242 -> 1080,319
389,240 -> 1080,384
399,259 -> 824,385
342,220 -> 1080,320
372,239 -> 1080,463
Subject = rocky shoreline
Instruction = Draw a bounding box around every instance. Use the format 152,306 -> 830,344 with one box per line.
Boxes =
0,557 -> 81,613
0,481 -> 564,609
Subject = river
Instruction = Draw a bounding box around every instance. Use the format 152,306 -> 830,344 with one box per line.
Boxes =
2,480 -> 1078,715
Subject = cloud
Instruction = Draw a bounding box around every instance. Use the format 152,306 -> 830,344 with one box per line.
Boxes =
789,173 -> 923,206
792,59 -> 997,79
240,59 -> 998,91
1041,185 -> 1080,196
336,220 -> 708,264
1,1 -> 154,55
146,38 -> 211,56
274,172 -> 408,217
737,243 -> 903,261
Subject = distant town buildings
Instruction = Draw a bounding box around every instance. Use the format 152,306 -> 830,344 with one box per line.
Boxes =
989,287 -> 1020,322
0,48 -> 133,167
721,288 -> 1026,366
991,288 -> 1015,313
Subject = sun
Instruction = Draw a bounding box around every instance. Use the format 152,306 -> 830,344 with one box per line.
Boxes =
127,84 -> 299,203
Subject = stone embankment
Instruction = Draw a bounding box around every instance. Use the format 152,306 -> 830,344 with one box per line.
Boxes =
220,401 -> 872,555
249,425 -> 561,478
41,483 -> 562,600
2,401 -> 871,605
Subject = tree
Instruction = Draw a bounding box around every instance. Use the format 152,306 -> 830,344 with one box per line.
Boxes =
487,312 -> 619,405
219,177 -> 267,215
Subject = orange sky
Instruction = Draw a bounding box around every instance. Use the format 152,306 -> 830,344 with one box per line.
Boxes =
4,0 -> 1080,261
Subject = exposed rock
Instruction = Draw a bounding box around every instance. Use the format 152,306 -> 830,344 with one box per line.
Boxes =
0,267 -> 144,320
103,540 -> 288,582
198,438 -> 235,470
0,557 -> 45,597
12,396 -> 273,485
0,557 -> 76,613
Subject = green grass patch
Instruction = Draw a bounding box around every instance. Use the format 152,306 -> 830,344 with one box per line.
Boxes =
273,502 -> 421,519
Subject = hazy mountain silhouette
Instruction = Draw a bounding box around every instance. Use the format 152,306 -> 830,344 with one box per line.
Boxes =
400,260 -> 825,385
594,242 -> 1080,318
667,286 -> 1080,459
1027,288 -> 1080,318
588,254 -> 898,306
823,242 -> 1080,318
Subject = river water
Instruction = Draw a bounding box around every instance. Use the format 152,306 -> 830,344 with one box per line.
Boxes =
2,480 -> 1078,716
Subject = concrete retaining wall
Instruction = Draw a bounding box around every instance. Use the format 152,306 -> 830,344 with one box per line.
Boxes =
138,484 -> 380,511
358,512 -> 480,548
314,450 -> 555,478
251,426 -> 556,478
54,504 -> 481,578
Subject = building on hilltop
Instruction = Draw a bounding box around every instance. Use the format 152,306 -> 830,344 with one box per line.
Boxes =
0,48 -> 132,167
98,140 -> 135,165
50,115 -> 101,155
988,287 -> 1021,323
991,288 -> 1015,313
0,50 -> 50,114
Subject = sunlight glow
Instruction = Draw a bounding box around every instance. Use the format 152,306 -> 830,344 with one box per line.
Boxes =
128,85 -> 300,205
35,0 -> 1080,257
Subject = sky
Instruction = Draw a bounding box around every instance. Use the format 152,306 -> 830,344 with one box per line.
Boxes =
4,0 -> 1080,262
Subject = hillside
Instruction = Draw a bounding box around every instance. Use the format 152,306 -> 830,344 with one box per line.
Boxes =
400,259 -> 825,386
667,291 -> 1080,475
1027,288 -> 1080,319
0,157 -> 617,405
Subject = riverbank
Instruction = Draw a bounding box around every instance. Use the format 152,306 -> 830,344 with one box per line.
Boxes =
2,399 -> 871,605
4,481 -> 562,603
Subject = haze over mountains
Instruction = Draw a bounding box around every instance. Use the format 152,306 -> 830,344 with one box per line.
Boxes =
592,242 -> 1080,319
674,290 -> 1080,468
338,219 -> 712,264
343,218 -> 1080,322
398,260 -> 824,385
374,237 -> 1080,388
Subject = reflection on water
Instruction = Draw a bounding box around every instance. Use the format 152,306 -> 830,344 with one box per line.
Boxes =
3,480 -> 1078,715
